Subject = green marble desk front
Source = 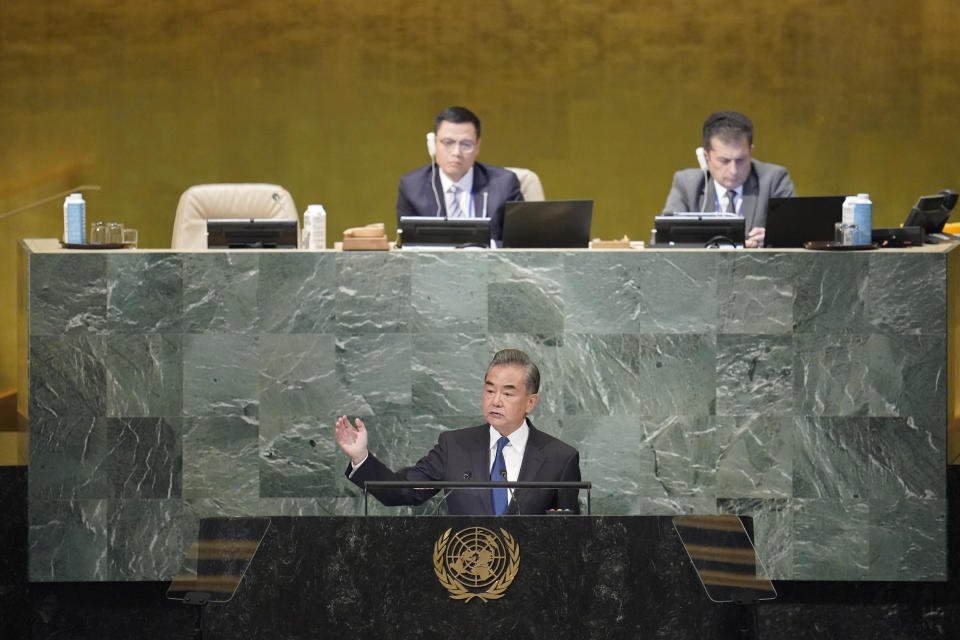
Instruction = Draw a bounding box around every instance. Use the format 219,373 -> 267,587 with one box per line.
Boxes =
20,238 -> 954,582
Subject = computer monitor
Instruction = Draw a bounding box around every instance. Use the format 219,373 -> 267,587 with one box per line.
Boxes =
206,219 -> 298,249
398,216 -> 491,248
903,190 -> 958,236
653,213 -> 745,248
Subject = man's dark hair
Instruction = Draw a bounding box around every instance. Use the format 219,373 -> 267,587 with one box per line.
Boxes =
486,349 -> 540,394
702,111 -> 753,149
434,106 -> 482,137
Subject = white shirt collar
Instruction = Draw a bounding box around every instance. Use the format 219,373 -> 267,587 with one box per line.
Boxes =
439,166 -> 474,199
713,179 -> 743,213
489,419 -> 530,454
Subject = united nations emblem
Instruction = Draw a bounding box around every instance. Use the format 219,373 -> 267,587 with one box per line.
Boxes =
433,527 -> 520,602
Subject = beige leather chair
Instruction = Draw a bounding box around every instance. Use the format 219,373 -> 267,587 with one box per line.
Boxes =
171,183 -> 300,250
506,167 -> 545,201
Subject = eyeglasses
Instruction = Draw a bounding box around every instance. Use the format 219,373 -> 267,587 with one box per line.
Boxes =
438,138 -> 477,153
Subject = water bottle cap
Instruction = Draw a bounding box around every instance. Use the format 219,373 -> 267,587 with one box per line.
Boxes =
857,193 -> 869,198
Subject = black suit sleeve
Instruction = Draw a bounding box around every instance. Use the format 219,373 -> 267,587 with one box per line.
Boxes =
346,432 -> 451,507
555,450 -> 582,513
489,171 -> 525,241
396,176 -> 418,221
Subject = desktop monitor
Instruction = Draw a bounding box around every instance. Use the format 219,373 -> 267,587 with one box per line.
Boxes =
398,216 -> 491,248
653,213 -> 745,248
206,219 -> 298,249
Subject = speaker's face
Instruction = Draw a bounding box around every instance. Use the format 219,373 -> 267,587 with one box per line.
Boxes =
482,364 -> 538,436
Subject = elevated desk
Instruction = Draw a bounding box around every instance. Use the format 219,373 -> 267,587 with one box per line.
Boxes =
19,238 -> 958,582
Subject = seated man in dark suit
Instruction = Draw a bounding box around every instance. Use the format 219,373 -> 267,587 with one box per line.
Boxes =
335,349 -> 581,515
397,106 -> 524,245
663,111 -> 796,247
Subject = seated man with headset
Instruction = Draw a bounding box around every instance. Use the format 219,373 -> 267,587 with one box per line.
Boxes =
397,106 -> 523,244
663,111 -> 796,248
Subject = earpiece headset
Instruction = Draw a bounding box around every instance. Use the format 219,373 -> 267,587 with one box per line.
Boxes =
695,147 -> 709,212
426,132 -> 441,216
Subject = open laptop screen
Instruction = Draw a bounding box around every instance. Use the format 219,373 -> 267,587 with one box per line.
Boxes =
764,196 -> 846,248
501,200 -> 593,248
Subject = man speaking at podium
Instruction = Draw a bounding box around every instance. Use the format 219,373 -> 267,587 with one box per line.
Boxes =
396,106 -> 524,244
335,349 -> 581,515
663,111 -> 796,248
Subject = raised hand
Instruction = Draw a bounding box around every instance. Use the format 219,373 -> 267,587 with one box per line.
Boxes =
335,415 -> 369,465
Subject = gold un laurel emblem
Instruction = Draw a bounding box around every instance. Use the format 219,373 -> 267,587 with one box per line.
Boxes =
433,527 -> 519,602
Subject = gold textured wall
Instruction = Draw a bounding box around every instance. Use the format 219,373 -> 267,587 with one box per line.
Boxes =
2,0 -> 959,399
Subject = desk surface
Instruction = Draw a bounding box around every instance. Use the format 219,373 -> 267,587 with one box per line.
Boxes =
22,236 -> 959,254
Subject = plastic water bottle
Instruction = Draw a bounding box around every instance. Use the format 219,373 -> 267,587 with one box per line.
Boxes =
842,193 -> 872,245
302,204 -> 327,250
63,192 -> 86,244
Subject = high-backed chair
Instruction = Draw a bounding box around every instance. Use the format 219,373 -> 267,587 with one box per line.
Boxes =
506,167 -> 545,201
171,183 -> 300,250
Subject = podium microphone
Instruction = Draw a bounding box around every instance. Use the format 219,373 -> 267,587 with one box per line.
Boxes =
431,471 -> 473,516
499,469 -> 522,514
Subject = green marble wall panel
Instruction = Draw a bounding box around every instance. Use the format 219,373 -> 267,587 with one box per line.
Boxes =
182,416 -> 258,499
29,416 -> 110,500
106,253 -> 184,333
24,246 -> 951,582
257,252 -> 338,333
182,253 -> 261,333
30,335 -> 106,417
105,334 -> 182,418
29,498 -> 109,582
29,254 -> 108,336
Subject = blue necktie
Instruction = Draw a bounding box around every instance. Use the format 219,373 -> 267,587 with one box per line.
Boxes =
490,436 -> 509,515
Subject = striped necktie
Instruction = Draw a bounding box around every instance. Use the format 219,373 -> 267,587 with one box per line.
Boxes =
448,184 -> 464,218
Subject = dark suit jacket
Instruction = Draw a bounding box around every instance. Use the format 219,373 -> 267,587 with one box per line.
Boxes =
662,160 -> 796,234
346,422 -> 581,515
396,162 -> 524,242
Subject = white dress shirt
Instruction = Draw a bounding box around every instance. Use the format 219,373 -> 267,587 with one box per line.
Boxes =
439,167 -> 474,218
489,420 -> 529,502
713,179 -> 743,214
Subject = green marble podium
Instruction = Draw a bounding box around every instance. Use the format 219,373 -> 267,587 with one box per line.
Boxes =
20,238 -> 956,582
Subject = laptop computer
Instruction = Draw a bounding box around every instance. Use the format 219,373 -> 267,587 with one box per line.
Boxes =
501,200 -> 593,248
763,196 -> 846,248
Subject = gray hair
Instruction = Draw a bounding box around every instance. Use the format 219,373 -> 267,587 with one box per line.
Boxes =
486,349 -> 540,394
